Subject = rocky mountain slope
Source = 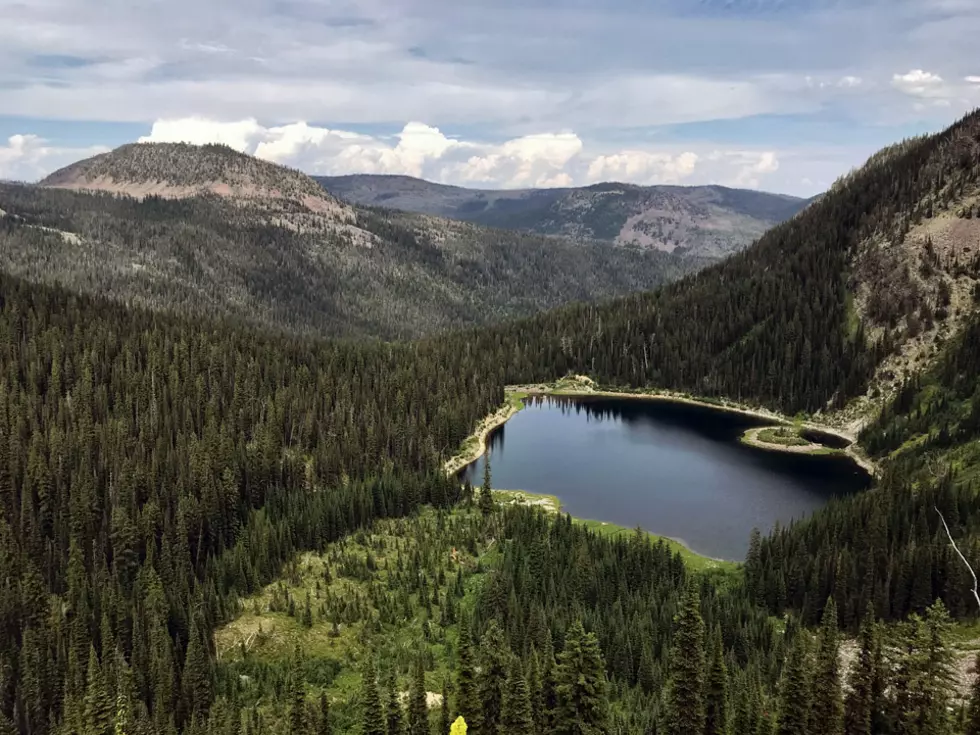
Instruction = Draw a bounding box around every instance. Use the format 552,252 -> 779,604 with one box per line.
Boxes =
317,174 -> 812,259
1,144 -> 698,340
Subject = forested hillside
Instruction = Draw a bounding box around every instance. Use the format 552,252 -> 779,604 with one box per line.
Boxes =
0,179 -> 694,340
463,110 -> 980,415
318,173 -> 810,260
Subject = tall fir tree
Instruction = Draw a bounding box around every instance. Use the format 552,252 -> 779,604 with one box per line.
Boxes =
316,692 -> 332,735
408,659 -> 429,735
844,605 -> 878,735
455,618 -> 479,726
440,679 -> 452,735
777,635 -> 811,735
500,657 -> 534,735
473,620 -> 509,735
553,620 -> 609,735
83,646 -> 113,735
386,670 -> 405,735
704,627 -> 729,735
810,598 -> 843,735
360,658 -> 385,735
664,582 -> 706,735
478,459 -> 494,518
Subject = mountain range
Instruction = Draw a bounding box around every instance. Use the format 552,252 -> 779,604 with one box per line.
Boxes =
316,174 -> 813,259
0,142 -> 699,340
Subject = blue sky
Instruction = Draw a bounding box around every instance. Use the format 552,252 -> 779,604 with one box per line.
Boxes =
1,0 -> 978,195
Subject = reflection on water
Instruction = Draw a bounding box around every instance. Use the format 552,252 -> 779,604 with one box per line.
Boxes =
462,395 -> 870,561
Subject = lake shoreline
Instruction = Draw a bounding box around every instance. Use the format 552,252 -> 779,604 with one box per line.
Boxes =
494,489 -> 739,572
442,391 -> 527,476
510,380 -> 878,478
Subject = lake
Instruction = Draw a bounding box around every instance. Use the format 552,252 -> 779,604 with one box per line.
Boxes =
460,395 -> 871,561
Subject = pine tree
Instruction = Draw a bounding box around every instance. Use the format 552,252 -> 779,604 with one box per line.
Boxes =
704,627 -> 729,735
478,460 -> 494,517
84,646 -> 113,735
288,669 -> 307,735
777,635 -> 811,735
408,659 -> 429,735
665,582 -> 706,735
360,658 -> 385,735
386,670 -> 405,735
181,618 -> 212,722
473,620 -> 509,734
455,618 -> 479,725
440,679 -> 452,735
317,692 -> 333,735
500,657 -> 534,735
554,620 -> 609,735
810,599 -> 843,735
844,606 -> 877,735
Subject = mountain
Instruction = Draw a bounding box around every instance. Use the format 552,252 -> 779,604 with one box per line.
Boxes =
0,143 -> 698,340
43,141 -> 348,216
316,173 -> 812,259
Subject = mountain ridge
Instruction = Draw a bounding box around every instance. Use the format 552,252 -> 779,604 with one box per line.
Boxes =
316,173 -> 813,259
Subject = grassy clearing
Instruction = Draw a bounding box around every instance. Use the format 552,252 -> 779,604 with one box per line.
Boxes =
757,426 -> 809,446
215,507 -> 495,729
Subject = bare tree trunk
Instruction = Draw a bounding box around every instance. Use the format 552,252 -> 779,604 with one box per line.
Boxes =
936,506 -> 980,613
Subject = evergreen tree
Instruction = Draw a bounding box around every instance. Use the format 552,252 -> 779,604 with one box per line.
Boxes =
84,646 -> 113,735
181,618 -> 212,723
665,583 -> 706,735
360,658 -> 385,735
499,657 -> 533,735
554,620 -> 609,735
776,635 -> 811,735
317,693 -> 332,735
454,617 -> 479,725
810,599 -> 843,735
478,460 -> 494,518
473,620 -> 509,735
704,627 -> 729,735
844,606 -> 877,735
408,659 -> 429,735
386,670 -> 405,735
439,679 -> 452,735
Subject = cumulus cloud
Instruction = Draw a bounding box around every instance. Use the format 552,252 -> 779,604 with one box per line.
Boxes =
0,134 -> 108,182
137,116 -> 788,191
891,69 -> 945,97
966,76 -> 980,84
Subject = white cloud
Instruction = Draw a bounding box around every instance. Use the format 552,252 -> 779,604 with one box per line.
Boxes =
966,76 -> 980,84
891,69 -> 945,97
135,116 -> 795,192
0,134 -> 108,182
837,76 -> 862,88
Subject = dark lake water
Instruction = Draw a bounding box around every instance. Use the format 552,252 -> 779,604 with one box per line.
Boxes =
461,395 -> 871,561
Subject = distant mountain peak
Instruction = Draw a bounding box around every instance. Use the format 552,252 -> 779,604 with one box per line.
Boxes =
41,142 -> 348,217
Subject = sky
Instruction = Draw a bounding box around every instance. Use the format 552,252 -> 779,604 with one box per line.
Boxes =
1,0 -> 978,196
